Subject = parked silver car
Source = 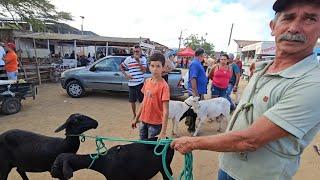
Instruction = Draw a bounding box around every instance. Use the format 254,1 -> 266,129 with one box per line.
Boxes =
60,56 -> 185,98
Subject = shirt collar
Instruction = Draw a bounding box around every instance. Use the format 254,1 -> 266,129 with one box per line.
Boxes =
276,54 -> 318,78
257,54 -> 318,79
193,57 -> 201,62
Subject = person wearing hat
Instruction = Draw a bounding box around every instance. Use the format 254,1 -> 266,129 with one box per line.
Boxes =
171,0 -> 320,179
3,43 -> 18,80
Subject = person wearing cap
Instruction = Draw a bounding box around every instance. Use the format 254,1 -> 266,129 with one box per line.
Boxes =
171,0 -> 320,179
3,43 -> 18,80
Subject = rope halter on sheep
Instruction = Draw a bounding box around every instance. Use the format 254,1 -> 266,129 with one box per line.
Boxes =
72,134 -> 193,180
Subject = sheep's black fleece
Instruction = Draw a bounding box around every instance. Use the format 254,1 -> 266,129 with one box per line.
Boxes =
51,137 -> 175,180
0,113 -> 98,180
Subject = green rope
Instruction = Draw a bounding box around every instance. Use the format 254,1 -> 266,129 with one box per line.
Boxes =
88,137 -> 108,169
70,134 -> 193,180
179,153 -> 193,180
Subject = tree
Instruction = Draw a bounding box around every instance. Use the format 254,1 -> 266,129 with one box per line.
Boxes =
0,0 -> 72,30
184,34 -> 215,56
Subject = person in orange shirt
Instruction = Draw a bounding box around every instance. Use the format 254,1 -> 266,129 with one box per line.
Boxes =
132,51 -> 170,140
3,43 -> 18,80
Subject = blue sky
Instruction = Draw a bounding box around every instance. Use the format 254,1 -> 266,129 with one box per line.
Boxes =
52,0 -> 277,52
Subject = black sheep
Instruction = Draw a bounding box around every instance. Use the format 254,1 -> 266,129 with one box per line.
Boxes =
0,113 -> 98,180
51,137 -> 174,180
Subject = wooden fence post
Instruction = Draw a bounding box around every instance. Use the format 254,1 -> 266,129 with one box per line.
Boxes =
33,38 -> 41,85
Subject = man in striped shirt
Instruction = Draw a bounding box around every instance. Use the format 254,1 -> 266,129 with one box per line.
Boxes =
120,45 -> 147,121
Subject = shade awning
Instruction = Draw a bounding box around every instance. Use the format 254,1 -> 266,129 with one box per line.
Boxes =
177,47 -> 195,56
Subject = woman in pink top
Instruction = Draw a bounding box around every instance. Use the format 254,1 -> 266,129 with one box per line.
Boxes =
208,54 -> 232,98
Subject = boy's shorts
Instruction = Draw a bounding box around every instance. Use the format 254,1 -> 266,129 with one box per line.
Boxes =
129,83 -> 144,103
139,122 -> 162,140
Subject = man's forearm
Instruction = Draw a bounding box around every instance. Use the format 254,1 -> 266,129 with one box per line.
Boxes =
139,65 -> 146,72
191,130 -> 259,152
235,74 -> 240,86
191,78 -> 198,95
119,66 -> 128,76
172,116 -> 290,154
120,70 -> 127,76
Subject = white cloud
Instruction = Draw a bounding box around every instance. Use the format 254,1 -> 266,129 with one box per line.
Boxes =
51,0 -> 276,52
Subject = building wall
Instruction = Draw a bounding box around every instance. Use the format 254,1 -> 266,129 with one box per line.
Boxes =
17,39 -> 50,58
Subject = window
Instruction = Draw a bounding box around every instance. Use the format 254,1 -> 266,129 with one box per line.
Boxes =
94,59 -> 118,71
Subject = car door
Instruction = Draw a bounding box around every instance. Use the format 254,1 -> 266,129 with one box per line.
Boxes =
112,57 -> 130,92
87,57 -> 125,91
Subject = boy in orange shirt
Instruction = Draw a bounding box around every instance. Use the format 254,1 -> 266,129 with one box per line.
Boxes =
132,51 -> 170,140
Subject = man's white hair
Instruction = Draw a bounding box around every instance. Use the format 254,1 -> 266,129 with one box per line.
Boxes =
273,12 -> 281,23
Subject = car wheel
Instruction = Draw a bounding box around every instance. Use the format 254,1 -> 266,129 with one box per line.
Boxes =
1,97 -> 21,115
66,80 -> 85,98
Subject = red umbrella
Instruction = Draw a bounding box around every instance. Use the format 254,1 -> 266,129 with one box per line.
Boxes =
177,47 -> 195,56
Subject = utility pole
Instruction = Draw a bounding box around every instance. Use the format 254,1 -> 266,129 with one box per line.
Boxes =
80,16 -> 84,35
80,16 -> 85,55
227,23 -> 234,52
178,30 -> 183,51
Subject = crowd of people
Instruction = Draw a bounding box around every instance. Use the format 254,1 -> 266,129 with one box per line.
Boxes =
117,44 -> 244,141
1,1 -> 319,179
115,1 -> 320,180
63,51 -> 97,67
189,50 -> 242,112
172,0 -> 320,180
0,42 -> 19,80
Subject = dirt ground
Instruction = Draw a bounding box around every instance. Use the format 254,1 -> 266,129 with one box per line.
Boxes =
1,80 -> 320,180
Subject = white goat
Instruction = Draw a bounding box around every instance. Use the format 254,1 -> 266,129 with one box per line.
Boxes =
169,96 -> 200,136
193,97 -> 230,136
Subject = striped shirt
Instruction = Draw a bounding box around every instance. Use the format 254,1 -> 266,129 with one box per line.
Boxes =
121,56 -> 147,86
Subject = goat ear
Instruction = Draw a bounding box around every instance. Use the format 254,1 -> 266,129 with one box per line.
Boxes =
55,122 -> 67,133
63,161 -> 74,179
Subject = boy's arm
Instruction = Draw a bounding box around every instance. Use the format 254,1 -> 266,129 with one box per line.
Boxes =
120,58 -> 132,79
135,102 -> 143,121
158,101 -> 169,139
132,102 -> 144,129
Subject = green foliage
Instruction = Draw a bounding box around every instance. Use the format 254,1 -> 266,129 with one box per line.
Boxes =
0,0 -> 72,30
184,34 -> 215,56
